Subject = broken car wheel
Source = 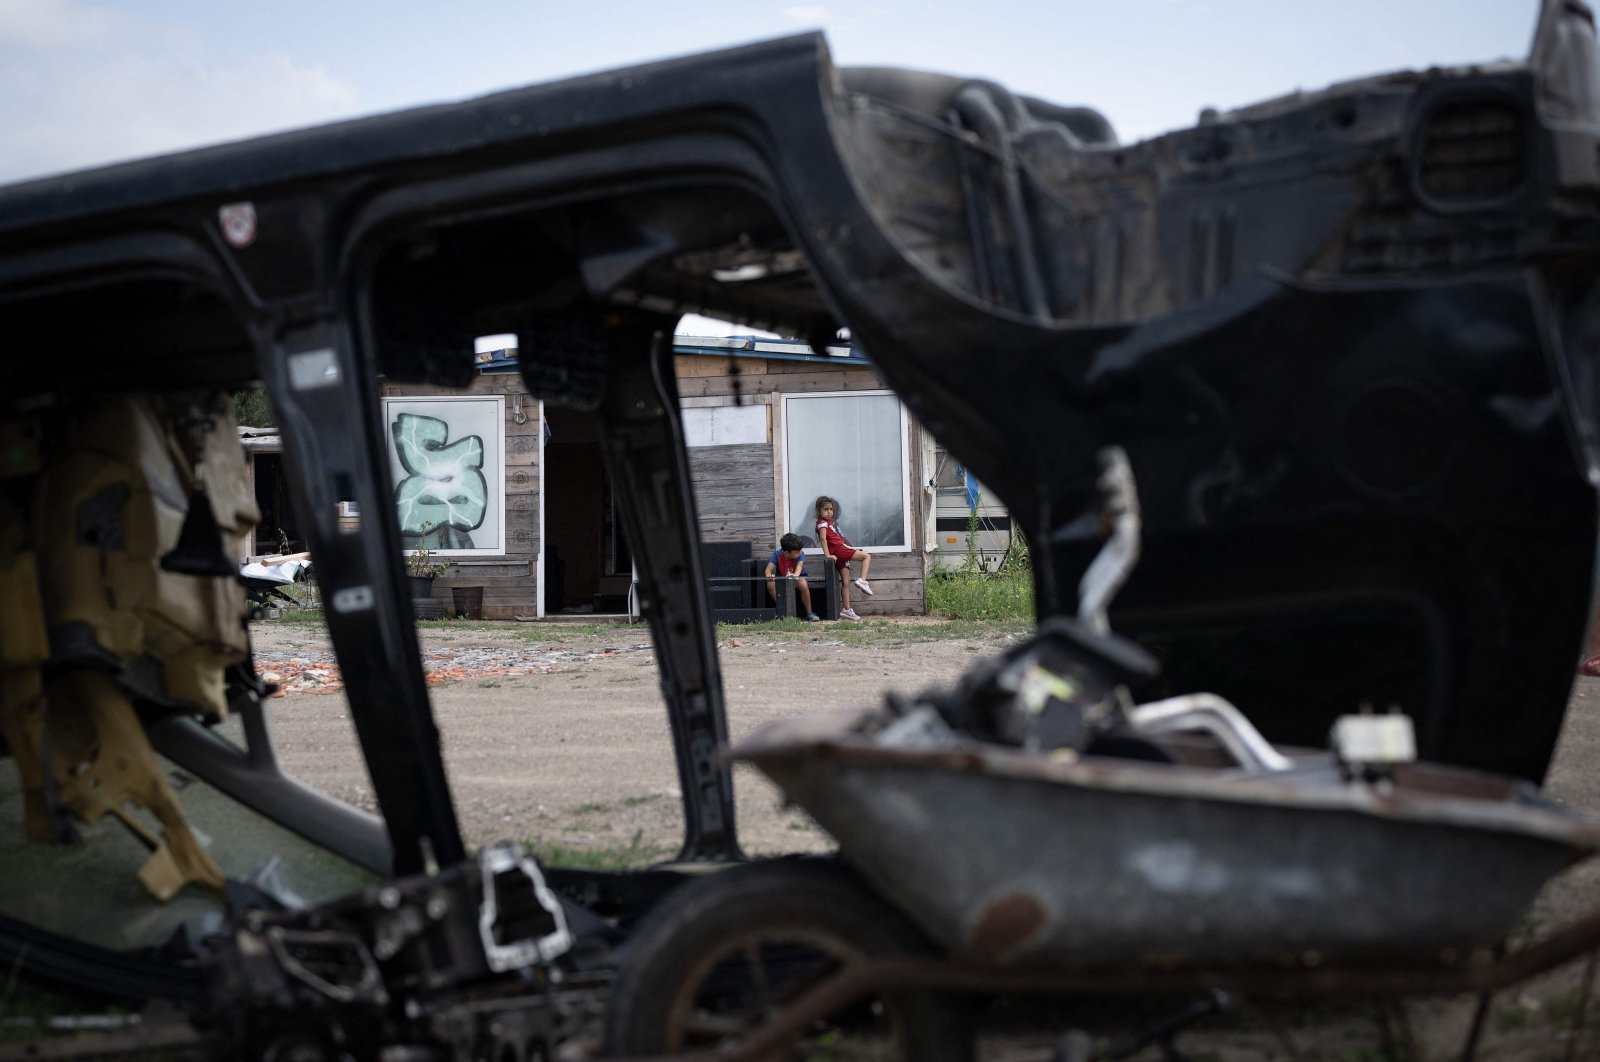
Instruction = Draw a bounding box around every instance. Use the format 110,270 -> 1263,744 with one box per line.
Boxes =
603,857 -> 972,1060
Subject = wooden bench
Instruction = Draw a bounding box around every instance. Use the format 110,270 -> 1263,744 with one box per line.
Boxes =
700,541 -> 839,622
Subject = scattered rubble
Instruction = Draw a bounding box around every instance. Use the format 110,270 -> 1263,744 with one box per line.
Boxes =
253,643 -> 654,696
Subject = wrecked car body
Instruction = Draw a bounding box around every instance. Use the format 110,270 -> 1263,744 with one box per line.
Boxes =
2,0 -> 1600,1055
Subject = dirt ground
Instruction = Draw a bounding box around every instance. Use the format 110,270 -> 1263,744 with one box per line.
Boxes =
250,616 -> 1020,857
248,616 -> 1600,1058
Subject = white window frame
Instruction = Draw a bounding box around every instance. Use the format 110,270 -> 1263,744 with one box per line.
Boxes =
778,389 -> 914,555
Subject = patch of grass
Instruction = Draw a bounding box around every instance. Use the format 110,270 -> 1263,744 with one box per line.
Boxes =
621,794 -> 661,807
714,618 -> 813,637
1496,993 -> 1542,1032
261,580 -> 325,622
822,620 -> 910,647
501,621 -> 634,640
253,606 -> 327,627
833,619 -> 1030,647
925,568 -> 1034,621
565,801 -> 611,815
528,829 -> 670,869
1547,981 -> 1596,1025
711,620 -> 791,638
720,617 -> 1029,647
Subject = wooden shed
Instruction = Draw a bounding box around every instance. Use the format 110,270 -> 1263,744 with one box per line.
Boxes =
251,336 -> 941,619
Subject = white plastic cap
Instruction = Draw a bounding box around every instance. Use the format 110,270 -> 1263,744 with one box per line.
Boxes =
1331,713 -> 1417,766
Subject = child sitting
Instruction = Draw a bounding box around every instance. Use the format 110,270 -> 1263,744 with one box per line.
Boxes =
814,495 -> 872,621
765,532 -> 820,621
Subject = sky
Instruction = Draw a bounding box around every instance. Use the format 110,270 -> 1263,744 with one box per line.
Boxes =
0,0 -> 1547,336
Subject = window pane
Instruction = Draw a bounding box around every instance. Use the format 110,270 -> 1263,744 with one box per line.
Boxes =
786,394 -> 905,548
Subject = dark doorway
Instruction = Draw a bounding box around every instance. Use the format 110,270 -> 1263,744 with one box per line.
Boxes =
252,451 -> 303,556
543,409 -> 601,613
542,409 -> 634,615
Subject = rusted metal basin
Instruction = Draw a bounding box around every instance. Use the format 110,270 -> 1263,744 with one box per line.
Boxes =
731,708 -> 1600,966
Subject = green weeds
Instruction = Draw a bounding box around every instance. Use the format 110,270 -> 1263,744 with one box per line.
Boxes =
925,568 -> 1034,621
527,829 -> 669,869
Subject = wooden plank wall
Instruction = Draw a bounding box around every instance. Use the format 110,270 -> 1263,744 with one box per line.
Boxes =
383,353 -> 935,619
381,375 -> 540,619
689,443 -> 774,546
677,354 -> 930,616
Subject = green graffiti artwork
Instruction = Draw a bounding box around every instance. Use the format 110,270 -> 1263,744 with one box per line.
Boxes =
391,413 -> 488,545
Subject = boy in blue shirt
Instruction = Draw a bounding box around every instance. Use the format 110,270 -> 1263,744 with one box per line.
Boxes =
765,532 -> 820,621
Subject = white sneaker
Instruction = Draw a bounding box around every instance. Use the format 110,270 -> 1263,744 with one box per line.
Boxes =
839,608 -> 861,621
853,578 -> 874,596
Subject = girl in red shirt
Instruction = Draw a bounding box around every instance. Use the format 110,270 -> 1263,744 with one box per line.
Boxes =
814,495 -> 873,620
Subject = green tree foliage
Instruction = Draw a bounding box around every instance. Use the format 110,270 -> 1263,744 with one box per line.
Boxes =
233,388 -> 276,428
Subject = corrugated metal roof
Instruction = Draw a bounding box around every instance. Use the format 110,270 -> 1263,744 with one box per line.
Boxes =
474,335 -> 869,374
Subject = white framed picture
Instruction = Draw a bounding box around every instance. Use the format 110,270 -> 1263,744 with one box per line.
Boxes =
382,395 -> 505,556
